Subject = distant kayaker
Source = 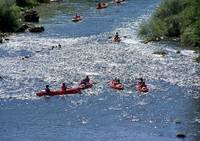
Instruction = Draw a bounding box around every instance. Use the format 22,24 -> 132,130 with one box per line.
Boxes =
97,2 -> 101,8
114,78 -> 121,83
75,13 -> 80,19
113,32 -> 120,42
45,85 -> 50,95
138,78 -> 146,87
61,83 -> 67,92
58,43 -> 61,48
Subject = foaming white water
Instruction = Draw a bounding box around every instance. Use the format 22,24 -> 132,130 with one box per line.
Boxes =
0,16 -> 199,100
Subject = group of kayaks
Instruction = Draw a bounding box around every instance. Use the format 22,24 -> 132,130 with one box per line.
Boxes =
36,77 -> 148,97
96,0 -> 125,9
72,0 -> 125,22
109,79 -> 148,92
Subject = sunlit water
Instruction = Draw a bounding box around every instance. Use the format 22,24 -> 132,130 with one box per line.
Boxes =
0,0 -> 200,141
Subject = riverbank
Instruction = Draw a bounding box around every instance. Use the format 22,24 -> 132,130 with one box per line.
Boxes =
139,0 -> 200,62
0,0 -> 54,35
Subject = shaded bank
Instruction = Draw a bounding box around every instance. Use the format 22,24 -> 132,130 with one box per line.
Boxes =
139,0 -> 200,62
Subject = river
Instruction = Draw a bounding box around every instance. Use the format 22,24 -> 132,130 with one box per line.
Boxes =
0,0 -> 200,141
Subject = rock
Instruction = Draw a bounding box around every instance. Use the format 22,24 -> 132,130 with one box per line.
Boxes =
29,26 -> 45,33
153,50 -> 168,56
23,10 -> 39,22
176,50 -> 181,54
176,133 -> 186,138
174,118 -> 181,124
16,24 -> 29,32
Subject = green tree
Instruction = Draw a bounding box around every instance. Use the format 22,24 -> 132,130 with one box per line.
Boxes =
0,0 -> 21,32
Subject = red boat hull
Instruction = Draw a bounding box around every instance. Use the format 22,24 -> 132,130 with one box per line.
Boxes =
36,87 -> 82,97
109,80 -> 124,90
72,17 -> 82,22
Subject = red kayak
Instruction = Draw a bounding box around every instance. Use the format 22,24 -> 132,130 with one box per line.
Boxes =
72,17 -> 82,22
96,3 -> 108,9
79,81 -> 93,90
36,87 -> 82,97
136,84 -> 148,93
109,80 -> 124,90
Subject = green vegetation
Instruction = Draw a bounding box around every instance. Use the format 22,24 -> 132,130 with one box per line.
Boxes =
196,55 -> 200,63
0,0 -> 21,32
0,0 -> 51,33
16,0 -> 38,7
16,0 -> 50,7
139,0 -> 200,62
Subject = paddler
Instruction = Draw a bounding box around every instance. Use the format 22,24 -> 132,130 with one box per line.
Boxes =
61,83 -> 67,92
138,78 -> 146,87
80,76 -> 90,85
114,32 -> 120,41
45,85 -> 50,95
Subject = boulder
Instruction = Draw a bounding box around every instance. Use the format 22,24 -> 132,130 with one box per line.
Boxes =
0,37 -> 3,43
29,26 -> 45,33
16,24 -> 29,32
176,133 -> 186,138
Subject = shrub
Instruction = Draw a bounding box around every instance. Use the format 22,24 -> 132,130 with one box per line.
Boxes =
139,17 -> 167,41
0,0 -> 21,32
139,0 -> 200,48
181,19 -> 200,47
16,0 -> 38,7
37,0 -> 50,3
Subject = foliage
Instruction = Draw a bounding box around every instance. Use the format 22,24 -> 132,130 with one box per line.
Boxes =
16,0 -> 50,7
37,0 -> 50,3
196,55 -> 200,63
139,0 -> 200,48
16,0 -> 38,7
0,0 -> 21,32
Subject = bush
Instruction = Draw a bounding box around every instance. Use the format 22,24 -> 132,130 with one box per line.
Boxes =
139,0 -> 200,48
16,0 -> 50,7
37,0 -> 50,3
139,17 -> 167,41
16,0 -> 38,7
0,0 -> 21,32
181,19 -> 200,47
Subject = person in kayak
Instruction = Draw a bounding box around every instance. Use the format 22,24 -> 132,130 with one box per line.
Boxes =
97,2 -> 101,8
45,85 -> 51,95
114,78 -> 120,83
138,78 -> 146,87
61,83 -> 67,92
74,13 -> 80,19
80,76 -> 90,85
114,32 -> 120,41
